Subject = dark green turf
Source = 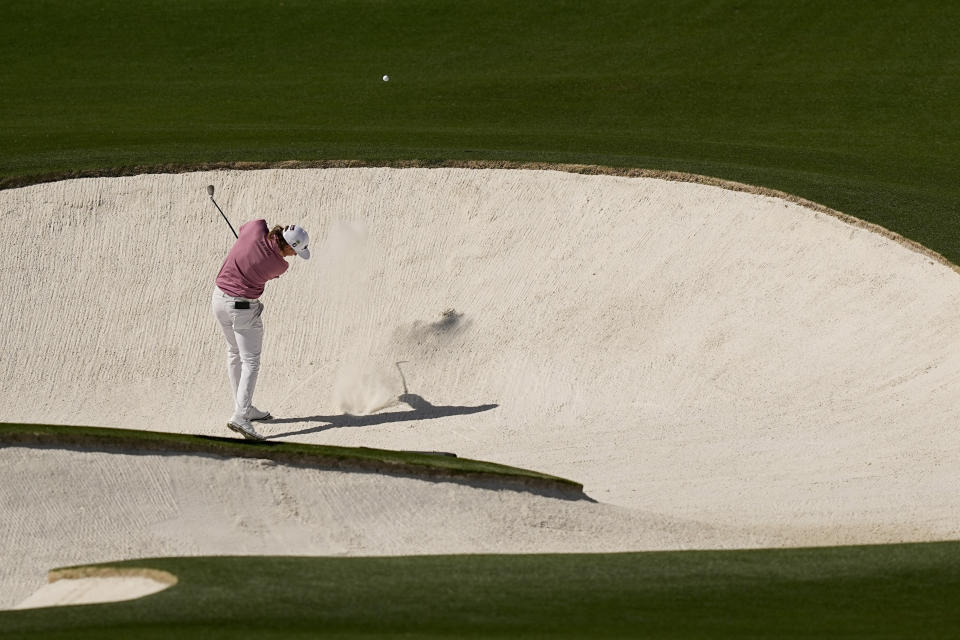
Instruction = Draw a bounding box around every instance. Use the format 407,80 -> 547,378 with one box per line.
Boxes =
0,422 -> 583,496
3,544 -> 960,639
1,1 -> 958,263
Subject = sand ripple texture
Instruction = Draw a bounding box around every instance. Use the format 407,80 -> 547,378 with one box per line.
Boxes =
0,447 -> 769,608
1,168 -> 958,606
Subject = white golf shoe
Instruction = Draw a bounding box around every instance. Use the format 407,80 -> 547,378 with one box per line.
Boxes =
246,407 -> 272,421
226,417 -> 265,441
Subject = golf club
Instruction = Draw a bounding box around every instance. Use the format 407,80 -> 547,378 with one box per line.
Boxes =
207,185 -> 238,238
395,361 -> 410,395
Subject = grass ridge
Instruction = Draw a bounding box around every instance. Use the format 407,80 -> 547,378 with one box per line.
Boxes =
0,422 -> 585,498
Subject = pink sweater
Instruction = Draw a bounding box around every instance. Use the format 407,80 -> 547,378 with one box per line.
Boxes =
215,220 -> 289,299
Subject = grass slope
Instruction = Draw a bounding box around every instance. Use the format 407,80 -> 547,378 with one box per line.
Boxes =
0,422 -> 583,496
4,544 -> 960,639
1,0 -> 958,264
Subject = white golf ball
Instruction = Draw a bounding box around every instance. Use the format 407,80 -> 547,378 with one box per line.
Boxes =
382,75 -> 390,82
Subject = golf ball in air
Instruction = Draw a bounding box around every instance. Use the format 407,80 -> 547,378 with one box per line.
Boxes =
382,75 -> 390,82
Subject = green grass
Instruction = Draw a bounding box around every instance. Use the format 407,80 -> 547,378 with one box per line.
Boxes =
1,0 -> 959,264
3,543 -> 960,639
0,422 -> 582,495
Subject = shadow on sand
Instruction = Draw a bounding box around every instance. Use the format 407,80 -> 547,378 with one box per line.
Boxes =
267,394 -> 498,439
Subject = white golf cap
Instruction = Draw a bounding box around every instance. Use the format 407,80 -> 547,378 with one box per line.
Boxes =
282,224 -> 310,259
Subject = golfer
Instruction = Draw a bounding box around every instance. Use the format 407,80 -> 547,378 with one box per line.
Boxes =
212,220 -> 310,440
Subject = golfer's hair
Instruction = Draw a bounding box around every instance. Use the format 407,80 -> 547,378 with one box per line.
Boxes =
269,225 -> 291,251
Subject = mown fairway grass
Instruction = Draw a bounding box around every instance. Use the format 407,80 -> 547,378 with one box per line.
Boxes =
3,544 -> 960,639
1,0 -> 958,264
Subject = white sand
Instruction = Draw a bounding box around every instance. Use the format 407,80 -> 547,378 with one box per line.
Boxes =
1,447 -> 773,609
15,571 -> 174,610
1,167 -> 958,608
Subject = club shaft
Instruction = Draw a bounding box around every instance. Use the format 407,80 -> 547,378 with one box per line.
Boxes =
210,197 -> 238,238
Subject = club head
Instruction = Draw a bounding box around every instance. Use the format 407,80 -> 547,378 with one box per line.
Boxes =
206,185 -> 215,197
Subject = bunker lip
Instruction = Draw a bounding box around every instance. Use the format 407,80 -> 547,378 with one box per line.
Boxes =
14,567 -> 177,610
0,159 -> 954,274
0,422 -> 587,500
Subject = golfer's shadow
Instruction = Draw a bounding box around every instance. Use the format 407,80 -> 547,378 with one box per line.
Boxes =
267,394 -> 498,439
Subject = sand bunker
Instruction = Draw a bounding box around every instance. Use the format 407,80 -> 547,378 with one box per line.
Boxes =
1,167 -> 958,607
0,446 -> 773,609
14,568 -> 176,610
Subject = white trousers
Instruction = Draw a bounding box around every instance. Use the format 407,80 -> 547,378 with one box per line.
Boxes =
211,287 -> 264,420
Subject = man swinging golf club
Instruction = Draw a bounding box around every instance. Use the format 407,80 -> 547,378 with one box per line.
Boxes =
211,211 -> 311,440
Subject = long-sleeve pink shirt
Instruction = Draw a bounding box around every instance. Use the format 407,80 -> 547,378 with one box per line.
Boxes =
215,219 -> 289,299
